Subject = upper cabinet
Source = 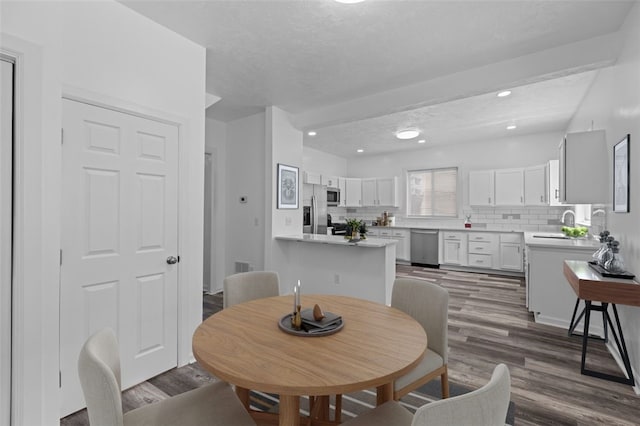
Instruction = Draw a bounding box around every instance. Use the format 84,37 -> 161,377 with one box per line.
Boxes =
362,177 -> 398,207
524,164 -> 548,206
344,178 -> 362,207
321,175 -> 339,188
469,170 -> 494,206
559,130 -> 607,204
303,171 -> 322,185
494,168 -> 524,206
548,159 -> 561,206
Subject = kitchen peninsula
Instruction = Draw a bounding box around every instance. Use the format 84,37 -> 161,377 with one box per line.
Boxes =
274,234 -> 397,305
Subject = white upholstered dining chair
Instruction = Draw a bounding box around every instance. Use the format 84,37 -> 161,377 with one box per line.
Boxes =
340,363 -> 511,426
223,270 -> 280,308
392,277 -> 450,400
78,328 -> 256,426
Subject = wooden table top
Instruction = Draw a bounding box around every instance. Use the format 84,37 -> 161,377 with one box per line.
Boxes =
563,260 -> 640,306
192,294 -> 427,397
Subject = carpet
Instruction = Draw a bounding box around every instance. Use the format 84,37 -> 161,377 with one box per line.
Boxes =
249,379 -> 515,425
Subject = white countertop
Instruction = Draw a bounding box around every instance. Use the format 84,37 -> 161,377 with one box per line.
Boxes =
275,234 -> 397,248
524,232 -> 600,250
368,225 -> 525,233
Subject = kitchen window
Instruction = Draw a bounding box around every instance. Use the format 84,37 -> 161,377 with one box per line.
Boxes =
407,167 -> 458,217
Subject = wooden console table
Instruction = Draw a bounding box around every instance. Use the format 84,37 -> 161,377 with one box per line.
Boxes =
563,260 -> 640,386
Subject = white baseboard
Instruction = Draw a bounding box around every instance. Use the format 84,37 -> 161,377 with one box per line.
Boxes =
605,339 -> 640,395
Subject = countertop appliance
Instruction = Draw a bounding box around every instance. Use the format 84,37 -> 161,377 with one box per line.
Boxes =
328,215 -> 348,236
303,184 -> 327,235
410,229 -> 439,267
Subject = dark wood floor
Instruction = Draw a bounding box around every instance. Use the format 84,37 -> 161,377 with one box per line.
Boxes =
63,266 -> 639,425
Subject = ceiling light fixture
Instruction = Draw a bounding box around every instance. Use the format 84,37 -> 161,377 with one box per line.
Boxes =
418,139 -> 426,144
497,90 -> 512,97
307,131 -> 317,136
395,128 -> 420,140
357,149 -> 364,153
506,124 -> 517,130
335,0 -> 366,3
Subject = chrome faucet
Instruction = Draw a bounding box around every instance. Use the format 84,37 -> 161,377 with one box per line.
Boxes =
561,210 -> 575,227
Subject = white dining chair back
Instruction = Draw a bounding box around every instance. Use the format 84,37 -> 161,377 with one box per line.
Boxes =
391,277 -> 450,400
223,271 -> 280,308
78,328 -> 256,426
340,363 -> 511,426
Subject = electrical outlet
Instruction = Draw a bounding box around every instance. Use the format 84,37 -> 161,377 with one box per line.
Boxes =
334,274 -> 340,284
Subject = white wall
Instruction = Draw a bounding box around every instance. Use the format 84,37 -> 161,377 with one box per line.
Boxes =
265,107 -> 304,292
225,112 -> 267,275
205,117 -> 227,293
566,2 -> 640,389
1,1 -> 206,424
303,146 -> 348,178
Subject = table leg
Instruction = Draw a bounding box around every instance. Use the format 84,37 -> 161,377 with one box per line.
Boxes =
235,386 -> 250,411
279,395 -> 300,426
376,383 -> 393,406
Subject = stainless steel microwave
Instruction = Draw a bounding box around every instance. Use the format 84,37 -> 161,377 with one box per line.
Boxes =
327,189 -> 340,206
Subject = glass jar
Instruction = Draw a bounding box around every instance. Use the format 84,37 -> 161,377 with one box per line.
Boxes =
598,236 -> 615,268
604,246 -> 625,273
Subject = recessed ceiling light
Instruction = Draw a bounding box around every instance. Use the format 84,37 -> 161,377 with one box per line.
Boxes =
307,131 -> 317,136
506,124 -> 517,130
497,90 -> 512,97
418,139 -> 426,144
395,129 -> 420,140
335,0 -> 366,3
357,149 -> 364,153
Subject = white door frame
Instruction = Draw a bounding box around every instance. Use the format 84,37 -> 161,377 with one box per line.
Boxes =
0,55 -> 15,426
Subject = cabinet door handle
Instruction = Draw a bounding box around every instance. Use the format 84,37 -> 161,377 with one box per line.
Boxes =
540,195 -> 543,202
488,197 -> 491,204
520,196 -> 523,202
555,189 -> 559,199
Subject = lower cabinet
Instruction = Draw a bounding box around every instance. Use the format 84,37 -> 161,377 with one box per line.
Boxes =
368,228 -> 410,261
439,230 -> 523,274
441,232 -> 468,265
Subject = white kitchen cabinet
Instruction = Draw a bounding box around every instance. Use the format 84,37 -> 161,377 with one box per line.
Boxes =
499,233 -> 523,271
467,232 -> 495,269
524,164 -> 547,206
548,159 -> 561,206
361,178 -> 377,206
527,244 -> 602,331
344,178 -> 362,207
559,130 -> 607,204
361,177 -> 398,207
304,171 -> 322,185
321,175 -> 339,188
338,177 -> 347,207
468,170 -> 494,206
441,231 -> 468,265
368,227 -> 410,261
495,168 -> 524,206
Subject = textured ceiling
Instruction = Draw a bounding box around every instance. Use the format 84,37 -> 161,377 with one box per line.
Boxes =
120,0 -> 634,157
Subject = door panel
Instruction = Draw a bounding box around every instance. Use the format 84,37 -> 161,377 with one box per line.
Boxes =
60,99 -> 179,416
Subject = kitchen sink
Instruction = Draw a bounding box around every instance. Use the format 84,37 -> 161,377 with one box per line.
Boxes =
532,233 -> 570,239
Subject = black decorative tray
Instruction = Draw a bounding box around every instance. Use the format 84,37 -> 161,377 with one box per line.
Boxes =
588,261 -> 636,280
278,313 -> 344,337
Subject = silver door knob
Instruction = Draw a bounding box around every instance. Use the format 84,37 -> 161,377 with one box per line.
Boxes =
166,256 -> 178,265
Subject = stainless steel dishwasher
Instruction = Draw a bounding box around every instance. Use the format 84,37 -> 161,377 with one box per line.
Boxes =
410,229 -> 439,267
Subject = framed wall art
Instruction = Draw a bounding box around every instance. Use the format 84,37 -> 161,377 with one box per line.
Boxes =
613,134 -> 630,213
277,163 -> 299,209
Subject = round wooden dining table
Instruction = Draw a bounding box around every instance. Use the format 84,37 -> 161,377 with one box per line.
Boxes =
192,294 -> 427,426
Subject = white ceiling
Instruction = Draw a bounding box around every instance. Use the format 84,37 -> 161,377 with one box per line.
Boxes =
120,0 -> 635,157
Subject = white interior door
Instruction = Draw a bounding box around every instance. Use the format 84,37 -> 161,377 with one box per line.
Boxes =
0,57 -> 14,426
60,99 -> 179,416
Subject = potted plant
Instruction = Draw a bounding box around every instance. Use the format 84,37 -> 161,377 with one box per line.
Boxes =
345,218 -> 362,240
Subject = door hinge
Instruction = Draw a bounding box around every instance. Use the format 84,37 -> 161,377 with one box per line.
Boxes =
59,249 -> 63,265
61,128 -> 64,145
177,255 -> 180,263
59,370 -> 62,388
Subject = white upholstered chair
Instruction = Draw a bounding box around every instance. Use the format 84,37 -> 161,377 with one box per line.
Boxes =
78,328 -> 256,426
223,270 -> 280,308
341,363 -> 511,426
392,277 -> 450,400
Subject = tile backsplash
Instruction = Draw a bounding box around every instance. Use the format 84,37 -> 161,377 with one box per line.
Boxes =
328,205 -> 607,233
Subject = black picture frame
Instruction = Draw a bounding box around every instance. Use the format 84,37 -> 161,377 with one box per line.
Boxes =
277,163 -> 299,209
613,134 -> 630,213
